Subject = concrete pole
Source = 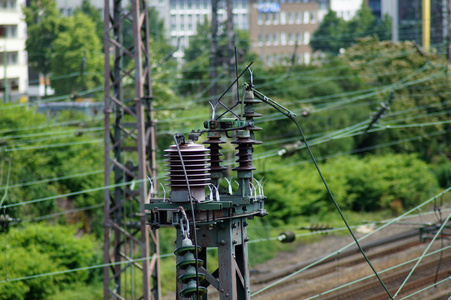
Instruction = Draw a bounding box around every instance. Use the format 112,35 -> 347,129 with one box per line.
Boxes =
422,0 -> 431,49
3,45 -> 8,104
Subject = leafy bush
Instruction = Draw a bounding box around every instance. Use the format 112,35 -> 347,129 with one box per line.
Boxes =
0,223 -> 102,299
263,154 -> 438,223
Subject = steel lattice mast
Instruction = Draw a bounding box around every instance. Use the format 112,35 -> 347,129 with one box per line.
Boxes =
103,0 -> 159,297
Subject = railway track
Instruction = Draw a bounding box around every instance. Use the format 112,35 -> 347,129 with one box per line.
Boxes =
250,229 -> 451,299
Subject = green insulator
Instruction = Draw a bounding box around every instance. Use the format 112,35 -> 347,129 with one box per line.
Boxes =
179,280 -> 208,298
177,265 -> 206,284
176,251 -> 204,270
174,244 -> 202,257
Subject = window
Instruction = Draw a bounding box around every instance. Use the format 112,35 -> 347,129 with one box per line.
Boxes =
273,32 -> 279,45
273,12 -> 279,24
303,11 -> 309,23
1,0 -> 16,10
296,32 -> 302,44
265,12 -> 271,24
242,13 -> 248,29
288,32 -> 294,44
0,51 -> 18,65
180,15 -> 184,31
281,32 -> 287,45
310,11 -> 316,23
0,78 -> 19,92
295,12 -> 301,24
304,31 -> 310,44
179,1 -> 184,9
0,25 -> 14,38
280,11 -> 286,24
258,33 -> 263,44
288,12 -> 293,24
258,12 -> 263,24
187,0 -> 192,9
304,52 -> 310,64
170,14 -> 176,31
266,33 -> 271,45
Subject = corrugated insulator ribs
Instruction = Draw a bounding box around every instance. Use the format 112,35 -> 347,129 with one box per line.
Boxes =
202,132 -> 227,173
232,133 -> 262,171
165,142 -> 210,201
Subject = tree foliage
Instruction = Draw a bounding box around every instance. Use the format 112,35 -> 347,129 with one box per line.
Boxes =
341,38 -> 450,160
263,154 -> 438,223
0,224 -> 101,300
311,3 -> 392,54
23,0 -> 62,95
51,12 -> 103,95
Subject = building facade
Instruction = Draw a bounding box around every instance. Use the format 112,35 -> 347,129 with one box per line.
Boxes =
330,0 -> 363,21
151,0 -> 250,64
368,0 -> 447,47
248,0 -> 320,65
0,0 -> 28,102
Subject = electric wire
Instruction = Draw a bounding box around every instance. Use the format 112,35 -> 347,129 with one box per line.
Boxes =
172,134 -> 201,299
393,210 -> 451,298
0,170 -> 103,191
0,179 -> 142,209
2,204 -> 449,294
286,114 -> 394,299
1,139 -> 103,153
399,276 -> 451,299
307,245 -> 451,299
252,186 -> 451,297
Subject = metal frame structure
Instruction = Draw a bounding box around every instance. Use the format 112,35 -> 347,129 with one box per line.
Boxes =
147,84 -> 267,299
103,0 -> 159,297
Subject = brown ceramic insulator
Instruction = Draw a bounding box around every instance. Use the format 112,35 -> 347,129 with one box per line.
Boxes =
203,136 -> 227,172
243,89 -> 262,104
231,137 -> 261,171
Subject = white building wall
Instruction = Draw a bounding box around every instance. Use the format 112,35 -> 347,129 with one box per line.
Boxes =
381,0 -> 398,42
330,0 -> 363,21
0,0 -> 28,100
151,0 -> 250,64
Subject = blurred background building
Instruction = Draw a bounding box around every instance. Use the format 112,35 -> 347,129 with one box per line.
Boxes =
367,0 -> 448,48
0,0 -> 28,102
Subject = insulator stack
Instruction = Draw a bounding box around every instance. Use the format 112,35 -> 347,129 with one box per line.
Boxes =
231,131 -> 262,173
202,131 -> 227,175
165,142 -> 210,202
243,87 -> 263,135
174,237 -> 207,298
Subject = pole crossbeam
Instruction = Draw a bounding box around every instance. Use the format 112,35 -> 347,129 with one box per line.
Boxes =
103,0 -> 159,298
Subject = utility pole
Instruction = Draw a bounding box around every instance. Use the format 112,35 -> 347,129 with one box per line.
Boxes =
422,0 -> 431,50
210,0 -> 219,105
448,0 -> 451,62
3,45 -> 8,103
103,0 -> 159,298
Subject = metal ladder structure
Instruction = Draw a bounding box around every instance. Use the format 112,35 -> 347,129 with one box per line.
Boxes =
103,0 -> 159,297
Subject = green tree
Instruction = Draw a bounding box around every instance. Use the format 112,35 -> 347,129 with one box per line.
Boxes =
311,3 -> 392,55
0,224 -> 102,300
310,10 -> 347,54
182,17 -> 256,95
341,38 -> 450,160
23,0 -> 62,96
74,0 -> 104,42
51,12 -> 103,95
